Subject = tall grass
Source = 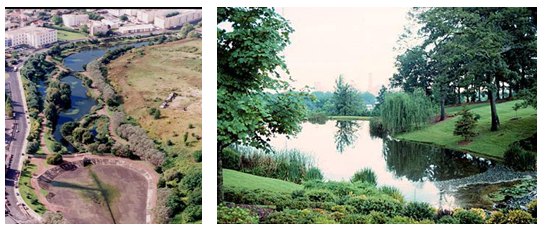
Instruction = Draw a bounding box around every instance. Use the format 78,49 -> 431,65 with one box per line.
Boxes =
231,145 -> 323,184
351,167 -> 377,186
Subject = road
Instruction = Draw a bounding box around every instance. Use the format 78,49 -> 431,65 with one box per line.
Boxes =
5,65 -> 32,223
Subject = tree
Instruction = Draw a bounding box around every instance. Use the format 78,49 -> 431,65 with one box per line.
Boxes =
179,23 -> 195,38
46,153 -> 63,165
26,141 -> 40,154
52,14 -> 63,25
331,75 -> 364,116
187,30 -> 200,39
153,109 -> 161,119
120,15 -> 128,21
381,90 -> 435,135
453,104 -> 478,141
217,7 -> 308,203
42,211 -> 66,224
80,24 -> 89,34
374,85 -> 387,111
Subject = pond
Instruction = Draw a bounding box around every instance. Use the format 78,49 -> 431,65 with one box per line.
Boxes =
63,41 -> 149,71
269,120 -> 500,209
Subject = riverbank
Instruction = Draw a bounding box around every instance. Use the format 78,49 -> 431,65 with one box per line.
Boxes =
396,100 -> 536,159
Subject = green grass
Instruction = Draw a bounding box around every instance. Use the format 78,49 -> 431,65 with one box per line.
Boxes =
19,163 -> 47,214
328,116 -> 372,121
57,30 -> 87,41
5,73 -> 9,78
224,169 -> 302,193
44,132 -> 56,153
397,100 -> 537,159
445,102 -> 491,115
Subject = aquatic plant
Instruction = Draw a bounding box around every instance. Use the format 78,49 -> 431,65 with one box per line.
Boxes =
351,168 -> 377,186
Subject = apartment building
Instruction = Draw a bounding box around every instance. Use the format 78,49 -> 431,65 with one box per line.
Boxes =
62,14 -> 90,27
118,24 -> 155,34
89,21 -> 109,36
136,9 -> 181,23
5,26 -> 57,48
154,10 -> 202,29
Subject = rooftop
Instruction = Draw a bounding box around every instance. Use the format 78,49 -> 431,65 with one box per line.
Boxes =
5,26 -> 55,35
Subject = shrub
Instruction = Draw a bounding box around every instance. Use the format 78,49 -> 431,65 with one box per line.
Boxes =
503,144 -> 536,171
51,141 -> 62,152
180,168 -> 201,191
340,214 -> 370,224
367,211 -> 389,224
193,150 -> 202,162
505,210 -> 533,224
351,168 -> 377,186
181,205 -> 202,223
217,205 -> 258,224
188,188 -> 202,205
527,199 -> 536,218
224,186 -> 290,206
453,209 -> 484,224
469,208 -> 486,220
380,186 -> 404,202
291,190 -> 305,199
403,202 -> 434,221
345,197 -> 404,217
305,189 -> 336,202
437,215 -> 459,224
222,147 -> 241,170
265,209 -> 336,224
387,216 -> 416,224
46,153 -> 63,165
304,167 -> 324,181
26,141 -> 40,154
486,211 -> 506,224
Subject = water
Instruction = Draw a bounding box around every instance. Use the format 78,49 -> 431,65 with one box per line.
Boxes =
269,120 -> 496,209
64,41 -> 149,71
52,76 -> 97,151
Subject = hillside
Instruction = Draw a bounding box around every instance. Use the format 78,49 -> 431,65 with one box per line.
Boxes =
397,100 -> 537,159
224,169 -> 303,193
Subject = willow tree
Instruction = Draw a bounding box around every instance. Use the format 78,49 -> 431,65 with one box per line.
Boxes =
217,7 -> 308,203
381,90 -> 435,135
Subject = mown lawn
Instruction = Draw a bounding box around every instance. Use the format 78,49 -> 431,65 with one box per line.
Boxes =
19,163 -> 47,214
328,116 -> 372,121
57,30 -> 87,41
445,102 -> 492,115
224,169 -> 302,193
397,100 -> 537,159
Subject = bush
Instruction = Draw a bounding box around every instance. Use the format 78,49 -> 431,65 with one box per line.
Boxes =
51,141 -> 62,152
304,167 -> 324,181
403,202 -> 434,221
46,153 -> 63,165
305,189 -> 336,202
224,186 -> 290,206
180,168 -> 201,191
217,205 -> 258,224
380,186 -> 404,202
340,214 -> 369,224
503,144 -> 536,171
351,168 -> 377,186
222,147 -> 241,170
181,205 -> 202,223
291,190 -> 305,199
265,209 -> 336,224
387,215 -> 416,224
193,150 -> 202,162
486,211 -> 506,224
527,199 -> 536,218
26,141 -> 40,154
367,211 -> 389,224
505,210 -> 534,224
437,215 -> 459,224
188,188 -> 202,205
453,209 -> 484,224
345,197 -> 404,217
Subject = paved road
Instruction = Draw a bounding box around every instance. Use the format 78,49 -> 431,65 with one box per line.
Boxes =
5,66 -> 32,223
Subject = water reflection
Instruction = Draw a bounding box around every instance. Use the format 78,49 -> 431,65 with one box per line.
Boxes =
334,120 -> 360,153
269,120 -> 495,208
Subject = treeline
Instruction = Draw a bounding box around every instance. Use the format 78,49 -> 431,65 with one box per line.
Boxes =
5,93 -> 14,117
391,7 -> 537,131
86,60 -> 117,105
117,124 -> 165,166
44,80 -> 71,128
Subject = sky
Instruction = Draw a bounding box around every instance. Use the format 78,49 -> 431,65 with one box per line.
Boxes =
277,7 -> 412,94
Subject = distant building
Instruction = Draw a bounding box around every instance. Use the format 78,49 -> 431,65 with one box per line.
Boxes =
154,10 -> 202,29
136,9 -> 183,23
118,24 -> 155,34
89,21 -> 109,36
62,14 -> 89,27
101,19 -> 120,29
5,26 -> 57,48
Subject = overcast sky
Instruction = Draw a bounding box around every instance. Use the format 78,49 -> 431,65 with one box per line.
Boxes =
277,7 -> 412,94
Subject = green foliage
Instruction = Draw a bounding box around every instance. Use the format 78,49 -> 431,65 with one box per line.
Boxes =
224,186 -> 290,206
503,144 -> 536,171
181,205 -> 202,223
387,215 -> 417,224
381,90 -> 435,135
331,75 -> 364,116
180,167 -> 202,191
367,211 -> 389,224
179,23 -> 195,38
46,153 -> 63,165
403,202 -> 434,221
453,104 -> 478,141
222,148 -> 241,170
193,150 -> 202,162
305,189 -> 336,202
217,205 -> 259,224
437,215 -> 460,224
487,211 -> 506,224
304,167 -> 324,181
453,209 -> 485,224
52,14 -> 62,25
527,199 -> 536,218
369,117 -> 385,137
351,168 -> 377,186
505,210 -> 534,224
265,209 -> 336,224
345,197 -> 404,217
380,186 -> 404,202
26,141 -> 40,154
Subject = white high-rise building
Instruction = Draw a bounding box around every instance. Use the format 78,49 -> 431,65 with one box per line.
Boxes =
62,14 -> 90,27
154,10 -> 202,29
5,26 -> 57,48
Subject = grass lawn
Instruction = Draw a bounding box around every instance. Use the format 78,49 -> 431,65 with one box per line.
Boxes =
19,163 -> 47,214
6,73 -> 9,78
57,30 -> 87,42
43,132 -> 56,153
445,102 -> 492,115
397,100 -> 537,159
328,116 -> 372,121
224,169 -> 302,193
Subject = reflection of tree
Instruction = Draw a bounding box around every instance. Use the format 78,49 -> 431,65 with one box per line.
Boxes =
383,139 -> 491,182
334,120 -> 360,153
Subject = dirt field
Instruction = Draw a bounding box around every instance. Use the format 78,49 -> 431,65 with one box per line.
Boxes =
42,164 -> 148,224
108,39 -> 202,147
